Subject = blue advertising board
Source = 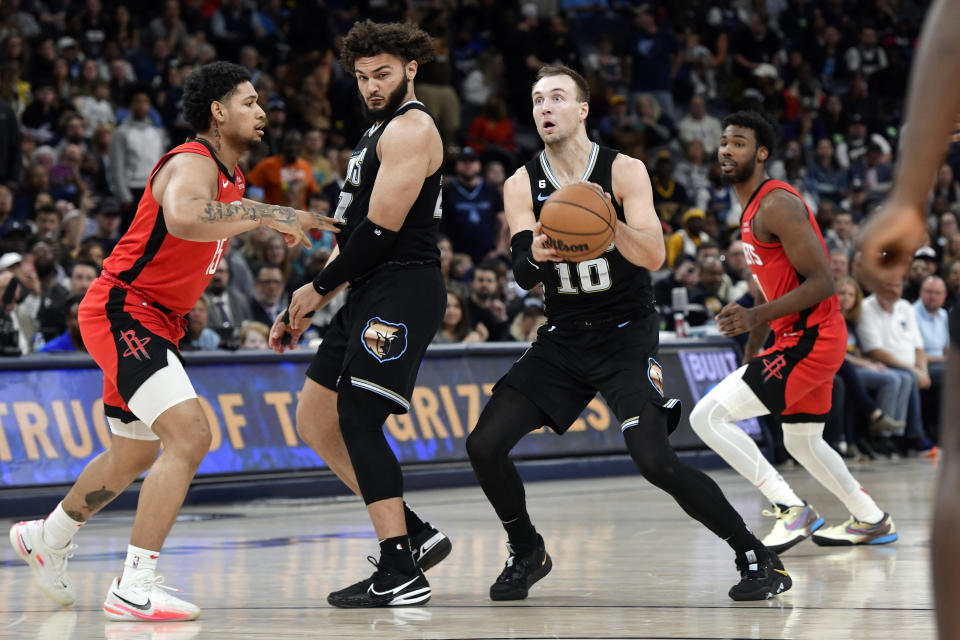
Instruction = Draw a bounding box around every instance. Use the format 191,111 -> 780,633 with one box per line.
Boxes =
0,339 -> 759,488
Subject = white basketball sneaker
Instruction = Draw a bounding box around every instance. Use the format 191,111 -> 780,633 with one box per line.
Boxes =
103,573 -> 200,622
9,519 -> 77,606
760,502 -> 825,554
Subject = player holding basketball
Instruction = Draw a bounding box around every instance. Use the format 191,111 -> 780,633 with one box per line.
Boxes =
9,62 -> 336,620
856,1 -> 960,635
466,65 -> 790,602
689,110 -> 896,554
268,21 -> 448,608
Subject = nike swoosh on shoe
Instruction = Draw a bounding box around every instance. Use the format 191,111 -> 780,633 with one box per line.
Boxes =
114,592 -> 152,611
368,575 -> 419,597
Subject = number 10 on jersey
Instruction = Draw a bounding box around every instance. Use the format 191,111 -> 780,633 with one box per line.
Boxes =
554,257 -> 611,294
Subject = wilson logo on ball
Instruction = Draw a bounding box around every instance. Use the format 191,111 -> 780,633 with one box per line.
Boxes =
544,236 -> 590,254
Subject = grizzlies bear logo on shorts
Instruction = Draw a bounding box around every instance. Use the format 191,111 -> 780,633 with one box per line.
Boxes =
362,317 -> 408,363
647,358 -> 665,397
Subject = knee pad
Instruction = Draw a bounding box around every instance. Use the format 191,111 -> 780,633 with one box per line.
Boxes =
337,378 -> 404,505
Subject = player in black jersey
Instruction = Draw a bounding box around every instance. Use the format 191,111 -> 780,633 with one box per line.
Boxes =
268,21 -> 449,608
466,65 -> 790,602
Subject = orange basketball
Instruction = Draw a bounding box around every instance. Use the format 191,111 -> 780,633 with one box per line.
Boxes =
540,183 -> 616,261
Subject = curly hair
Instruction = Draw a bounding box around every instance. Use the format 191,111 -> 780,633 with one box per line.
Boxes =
182,62 -> 252,133
721,110 -> 779,158
339,20 -> 435,74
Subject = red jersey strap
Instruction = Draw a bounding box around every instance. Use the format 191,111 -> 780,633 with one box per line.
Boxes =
741,179 -> 803,248
148,139 -> 244,201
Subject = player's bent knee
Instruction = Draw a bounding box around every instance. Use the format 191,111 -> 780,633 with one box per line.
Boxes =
107,437 -> 161,475
689,396 -> 723,441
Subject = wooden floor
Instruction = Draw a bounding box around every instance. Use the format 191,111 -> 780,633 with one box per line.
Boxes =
0,457 -> 937,640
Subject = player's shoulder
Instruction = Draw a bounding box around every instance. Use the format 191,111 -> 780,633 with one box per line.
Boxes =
612,152 -> 648,175
503,166 -> 531,194
758,185 -> 807,219
384,106 -> 437,140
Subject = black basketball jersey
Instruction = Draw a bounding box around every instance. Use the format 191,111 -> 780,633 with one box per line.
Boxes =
524,143 -> 654,325
332,101 -> 443,269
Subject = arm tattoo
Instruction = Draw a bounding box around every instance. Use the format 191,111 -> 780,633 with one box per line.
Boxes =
200,200 -> 296,224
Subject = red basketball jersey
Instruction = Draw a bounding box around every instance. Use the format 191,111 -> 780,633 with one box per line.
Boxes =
740,179 -> 839,338
102,140 -> 246,315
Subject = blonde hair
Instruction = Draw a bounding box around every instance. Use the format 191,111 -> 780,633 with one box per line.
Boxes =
836,276 -> 863,324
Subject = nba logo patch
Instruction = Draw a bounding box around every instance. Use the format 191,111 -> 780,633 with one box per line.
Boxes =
647,358 -> 665,396
361,317 -> 408,363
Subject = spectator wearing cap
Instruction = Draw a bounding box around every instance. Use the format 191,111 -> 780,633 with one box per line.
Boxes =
110,86 -> 168,232
651,150 -> 689,227
0,254 -> 30,355
261,98 -> 288,156
37,295 -> 85,353
247,130 -> 318,211
0,220 -> 32,255
905,246 -> 940,303
678,96 -> 722,155
441,147 -> 505,265
1,250 -> 41,351
56,36 -> 84,78
508,295 -> 546,342
665,208 -> 708,269
82,198 -> 122,254
835,112 -> 890,173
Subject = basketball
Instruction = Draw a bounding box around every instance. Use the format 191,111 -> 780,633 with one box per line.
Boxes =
540,183 -> 616,261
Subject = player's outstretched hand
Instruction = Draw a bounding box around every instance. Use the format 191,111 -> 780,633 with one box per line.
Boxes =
269,309 -> 292,353
856,200 -> 927,292
532,221 -> 562,263
299,211 -> 342,235
716,302 -> 759,337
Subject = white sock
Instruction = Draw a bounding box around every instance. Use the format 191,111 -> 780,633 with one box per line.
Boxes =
120,545 -> 160,589
756,468 -> 804,508
42,502 -> 84,549
782,422 -> 884,523
689,370 -> 803,507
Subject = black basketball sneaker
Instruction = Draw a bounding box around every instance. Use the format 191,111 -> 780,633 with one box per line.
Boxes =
489,535 -> 552,601
728,547 -> 792,601
327,557 -> 431,608
410,524 -> 452,572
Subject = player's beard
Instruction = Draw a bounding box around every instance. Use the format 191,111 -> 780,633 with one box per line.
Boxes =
361,77 -> 410,123
721,150 -> 758,185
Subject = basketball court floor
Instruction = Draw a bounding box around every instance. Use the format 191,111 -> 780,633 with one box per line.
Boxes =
0,457 -> 936,639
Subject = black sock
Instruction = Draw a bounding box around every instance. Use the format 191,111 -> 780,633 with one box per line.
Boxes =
726,526 -> 765,555
502,513 -> 537,549
403,502 -> 427,536
379,535 -> 416,573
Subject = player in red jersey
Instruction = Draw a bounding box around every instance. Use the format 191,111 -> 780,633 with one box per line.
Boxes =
689,111 -> 897,554
8,61 -> 336,621
856,2 -> 960,635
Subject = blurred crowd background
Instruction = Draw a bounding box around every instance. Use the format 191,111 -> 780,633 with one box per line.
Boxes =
0,0 -> 950,458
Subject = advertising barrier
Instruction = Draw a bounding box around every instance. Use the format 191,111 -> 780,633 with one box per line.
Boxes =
0,338 -> 759,488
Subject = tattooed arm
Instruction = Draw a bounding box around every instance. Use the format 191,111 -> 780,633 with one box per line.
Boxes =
157,153 -> 338,243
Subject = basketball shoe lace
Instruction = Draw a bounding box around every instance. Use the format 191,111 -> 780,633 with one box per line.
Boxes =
496,545 -> 535,584
47,543 -> 78,588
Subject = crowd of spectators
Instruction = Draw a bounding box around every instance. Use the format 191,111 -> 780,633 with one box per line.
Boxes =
0,1 -> 950,455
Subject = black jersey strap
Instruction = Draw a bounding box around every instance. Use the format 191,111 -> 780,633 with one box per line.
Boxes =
510,230 -> 542,290
313,217 -> 399,294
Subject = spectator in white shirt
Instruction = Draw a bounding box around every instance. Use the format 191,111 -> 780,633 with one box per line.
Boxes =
857,279 -> 933,448
677,96 -> 722,154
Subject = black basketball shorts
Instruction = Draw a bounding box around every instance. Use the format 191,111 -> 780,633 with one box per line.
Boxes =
495,311 -> 681,434
306,265 -> 446,414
